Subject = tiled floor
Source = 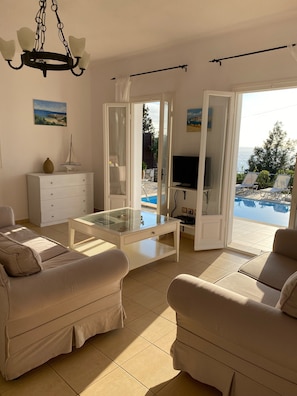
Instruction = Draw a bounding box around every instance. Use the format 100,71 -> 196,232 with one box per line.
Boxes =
231,217 -> 281,254
0,220 -> 270,395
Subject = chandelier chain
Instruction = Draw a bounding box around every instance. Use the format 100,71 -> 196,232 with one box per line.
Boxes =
34,0 -> 71,56
35,0 -> 47,51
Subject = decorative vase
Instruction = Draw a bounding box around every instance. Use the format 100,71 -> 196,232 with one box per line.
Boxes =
43,158 -> 54,174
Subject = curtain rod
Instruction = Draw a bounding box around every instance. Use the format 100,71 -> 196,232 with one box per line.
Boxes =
111,64 -> 188,80
209,43 -> 296,66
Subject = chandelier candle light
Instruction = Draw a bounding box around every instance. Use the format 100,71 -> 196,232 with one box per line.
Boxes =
0,0 -> 90,77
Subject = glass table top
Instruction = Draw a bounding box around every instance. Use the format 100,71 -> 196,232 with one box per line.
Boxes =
79,208 -> 176,234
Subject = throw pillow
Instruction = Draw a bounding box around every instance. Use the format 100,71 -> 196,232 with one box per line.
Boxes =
0,232 -> 42,277
277,271 -> 297,318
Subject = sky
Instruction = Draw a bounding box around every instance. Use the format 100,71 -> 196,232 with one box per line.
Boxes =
239,88 -> 297,147
146,88 -> 297,149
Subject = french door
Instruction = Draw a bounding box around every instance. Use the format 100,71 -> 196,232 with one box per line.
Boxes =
194,91 -> 237,250
103,94 -> 173,213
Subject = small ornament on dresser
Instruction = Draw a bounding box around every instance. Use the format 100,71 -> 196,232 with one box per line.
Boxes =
43,158 -> 54,174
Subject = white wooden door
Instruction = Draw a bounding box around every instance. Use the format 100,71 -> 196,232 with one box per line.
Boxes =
194,91 -> 236,250
157,94 -> 173,216
103,103 -> 131,209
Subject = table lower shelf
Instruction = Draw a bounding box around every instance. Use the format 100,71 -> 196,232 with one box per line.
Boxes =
71,237 -> 177,270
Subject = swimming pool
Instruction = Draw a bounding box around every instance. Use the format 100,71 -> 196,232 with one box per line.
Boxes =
141,195 -> 158,205
142,195 -> 290,227
234,197 -> 290,226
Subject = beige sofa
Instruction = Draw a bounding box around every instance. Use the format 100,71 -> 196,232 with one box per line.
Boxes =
0,206 -> 129,380
167,228 -> 297,396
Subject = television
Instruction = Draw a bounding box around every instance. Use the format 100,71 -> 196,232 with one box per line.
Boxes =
172,156 -> 211,189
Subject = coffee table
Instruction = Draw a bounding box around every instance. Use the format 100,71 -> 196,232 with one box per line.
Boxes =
68,207 -> 180,270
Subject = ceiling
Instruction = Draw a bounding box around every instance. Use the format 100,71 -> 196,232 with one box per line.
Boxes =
1,0 -> 297,63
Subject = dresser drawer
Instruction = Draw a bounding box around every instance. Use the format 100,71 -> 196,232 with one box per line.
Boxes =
40,173 -> 92,189
40,185 -> 92,200
41,198 -> 91,223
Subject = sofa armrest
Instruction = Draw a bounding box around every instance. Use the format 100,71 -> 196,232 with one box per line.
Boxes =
0,206 -> 15,228
273,229 -> 297,261
7,249 -> 129,318
167,274 -> 297,373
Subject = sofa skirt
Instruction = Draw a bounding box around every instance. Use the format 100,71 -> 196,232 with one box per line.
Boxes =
171,329 -> 297,396
2,294 -> 125,380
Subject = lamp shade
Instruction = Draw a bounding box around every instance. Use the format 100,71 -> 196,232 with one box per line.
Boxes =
69,36 -> 86,58
17,27 -> 35,51
78,51 -> 90,70
0,38 -> 16,60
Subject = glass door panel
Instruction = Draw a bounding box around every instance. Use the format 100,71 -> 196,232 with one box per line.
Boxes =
195,91 -> 235,250
103,104 -> 130,209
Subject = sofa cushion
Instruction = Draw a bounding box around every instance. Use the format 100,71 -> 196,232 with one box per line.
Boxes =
216,272 -> 280,307
278,271 -> 297,318
0,233 -> 42,276
239,252 -> 297,291
0,225 -> 68,262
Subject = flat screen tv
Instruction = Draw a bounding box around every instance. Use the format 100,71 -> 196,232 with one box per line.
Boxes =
172,156 -> 211,189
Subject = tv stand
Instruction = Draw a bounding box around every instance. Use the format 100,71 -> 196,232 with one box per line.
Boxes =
176,183 -> 195,189
175,215 -> 195,225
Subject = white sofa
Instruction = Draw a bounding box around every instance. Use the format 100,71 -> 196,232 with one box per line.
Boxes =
0,206 -> 129,380
167,228 -> 297,396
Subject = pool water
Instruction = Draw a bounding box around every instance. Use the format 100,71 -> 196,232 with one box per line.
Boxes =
141,195 -> 158,205
234,197 -> 290,226
142,195 -> 290,227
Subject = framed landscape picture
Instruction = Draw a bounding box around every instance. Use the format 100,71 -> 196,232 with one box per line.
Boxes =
33,99 -> 67,127
187,108 -> 212,132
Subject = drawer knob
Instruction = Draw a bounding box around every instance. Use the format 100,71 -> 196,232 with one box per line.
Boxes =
151,231 -> 155,235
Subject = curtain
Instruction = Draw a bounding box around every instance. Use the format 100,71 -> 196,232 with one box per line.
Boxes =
115,76 -> 131,102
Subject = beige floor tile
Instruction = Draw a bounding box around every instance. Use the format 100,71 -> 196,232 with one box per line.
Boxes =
155,372 -> 222,396
90,327 -> 151,365
153,329 -> 176,355
123,276 -> 147,296
49,343 -> 117,393
127,284 -> 168,310
152,302 -> 177,323
128,267 -> 172,292
81,367 -> 154,396
0,365 -> 76,396
121,344 -> 178,391
126,311 -> 176,343
123,297 -> 152,323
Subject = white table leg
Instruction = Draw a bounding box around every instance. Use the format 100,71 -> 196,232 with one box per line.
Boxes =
68,224 -> 75,249
174,222 -> 180,262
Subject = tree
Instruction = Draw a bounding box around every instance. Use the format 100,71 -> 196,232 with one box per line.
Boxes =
248,121 -> 297,175
143,105 -> 155,135
142,105 -> 158,168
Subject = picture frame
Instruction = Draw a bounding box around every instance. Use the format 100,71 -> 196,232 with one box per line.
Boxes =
33,99 -> 67,127
187,108 -> 212,132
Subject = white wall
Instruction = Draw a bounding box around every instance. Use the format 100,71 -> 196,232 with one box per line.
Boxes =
90,15 -> 297,211
0,62 -> 92,220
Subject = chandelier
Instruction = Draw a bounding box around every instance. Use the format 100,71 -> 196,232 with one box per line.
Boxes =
0,0 -> 90,77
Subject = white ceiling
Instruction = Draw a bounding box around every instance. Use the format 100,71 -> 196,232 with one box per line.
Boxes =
1,0 -> 297,62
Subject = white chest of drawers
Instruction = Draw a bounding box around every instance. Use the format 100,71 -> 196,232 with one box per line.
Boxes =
27,172 -> 94,226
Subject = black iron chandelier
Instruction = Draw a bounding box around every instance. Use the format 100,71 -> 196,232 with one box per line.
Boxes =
0,0 -> 90,77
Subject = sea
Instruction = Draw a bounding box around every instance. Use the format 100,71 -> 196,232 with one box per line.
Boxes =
237,147 -> 253,172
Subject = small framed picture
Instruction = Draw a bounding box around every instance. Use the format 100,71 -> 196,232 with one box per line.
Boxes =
33,99 -> 67,127
187,108 -> 212,132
